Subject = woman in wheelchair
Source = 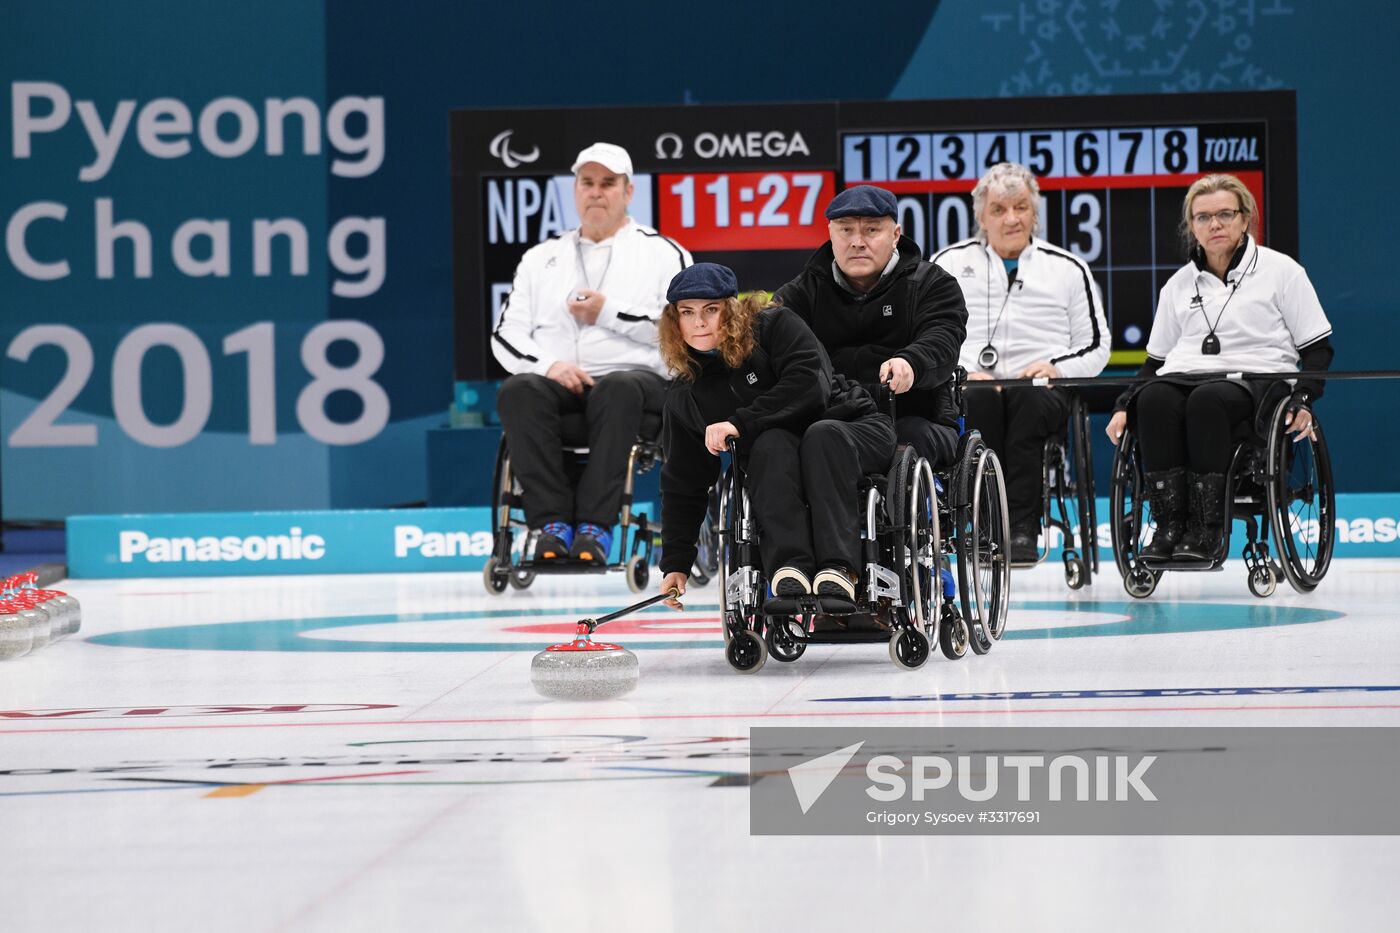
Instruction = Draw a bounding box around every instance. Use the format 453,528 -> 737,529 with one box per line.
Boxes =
653,263 -> 895,607
1106,173 -> 1334,563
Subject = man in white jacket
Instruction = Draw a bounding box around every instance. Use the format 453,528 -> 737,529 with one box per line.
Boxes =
933,162 -> 1109,563
491,142 -> 691,563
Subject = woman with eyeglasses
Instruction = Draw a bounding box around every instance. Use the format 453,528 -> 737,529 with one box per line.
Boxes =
1105,173 -> 1334,561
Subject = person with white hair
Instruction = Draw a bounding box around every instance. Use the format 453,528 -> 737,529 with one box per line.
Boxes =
933,162 -> 1109,563
492,142 -> 692,564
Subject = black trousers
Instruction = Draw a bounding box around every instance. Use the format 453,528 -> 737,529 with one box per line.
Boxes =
964,385 -> 1071,526
896,415 -> 960,468
1135,380 -> 1253,474
744,414 -> 895,578
495,370 -> 668,528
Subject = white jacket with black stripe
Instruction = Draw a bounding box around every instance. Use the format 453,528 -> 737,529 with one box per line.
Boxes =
932,236 -> 1109,380
491,219 -> 692,378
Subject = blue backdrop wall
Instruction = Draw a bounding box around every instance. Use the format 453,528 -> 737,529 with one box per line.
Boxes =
2,0 -> 1394,519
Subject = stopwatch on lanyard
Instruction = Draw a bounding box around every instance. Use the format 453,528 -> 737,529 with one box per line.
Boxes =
1193,244 -> 1257,355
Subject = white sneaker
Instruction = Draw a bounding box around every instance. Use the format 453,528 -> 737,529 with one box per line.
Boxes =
813,567 -> 858,600
770,567 -> 812,596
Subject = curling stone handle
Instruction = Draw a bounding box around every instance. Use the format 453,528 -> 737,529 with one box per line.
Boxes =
588,587 -> 681,630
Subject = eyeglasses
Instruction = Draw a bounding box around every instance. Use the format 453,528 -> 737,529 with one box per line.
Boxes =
1191,208 -> 1243,226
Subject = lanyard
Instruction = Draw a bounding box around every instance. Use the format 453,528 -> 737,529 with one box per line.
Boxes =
575,236 -> 613,292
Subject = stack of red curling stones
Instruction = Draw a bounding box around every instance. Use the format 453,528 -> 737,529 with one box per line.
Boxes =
0,573 -> 81,661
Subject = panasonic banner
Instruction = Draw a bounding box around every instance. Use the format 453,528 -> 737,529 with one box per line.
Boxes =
64,493 -> 1400,578
2,2 -> 443,519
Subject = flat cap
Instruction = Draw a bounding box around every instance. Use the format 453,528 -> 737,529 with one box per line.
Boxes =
666,262 -> 739,303
825,184 -> 898,220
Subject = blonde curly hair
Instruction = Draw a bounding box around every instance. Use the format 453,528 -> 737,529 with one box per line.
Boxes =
658,293 -> 771,380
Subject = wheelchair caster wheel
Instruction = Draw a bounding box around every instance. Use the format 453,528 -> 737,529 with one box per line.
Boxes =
939,610 -> 968,660
726,630 -> 767,674
1248,564 -> 1277,598
1064,557 -> 1087,590
482,557 -> 509,595
890,627 -> 931,670
765,617 -> 806,663
625,554 -> 650,594
509,568 -> 535,590
1124,564 -> 1158,599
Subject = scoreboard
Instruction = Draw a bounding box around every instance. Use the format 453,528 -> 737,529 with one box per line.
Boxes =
451,92 -> 1295,379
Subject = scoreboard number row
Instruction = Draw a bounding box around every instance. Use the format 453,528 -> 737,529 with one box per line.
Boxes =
844,128 -> 1200,182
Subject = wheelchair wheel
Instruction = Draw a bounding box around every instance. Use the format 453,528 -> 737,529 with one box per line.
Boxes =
1064,555 -> 1087,590
954,441 -> 1011,655
1247,563 -> 1278,598
939,605 -> 969,660
887,447 -> 939,632
1124,564 -> 1159,599
1110,429 -> 1156,593
626,554 -> 650,594
1071,397 -> 1099,577
1266,402 -> 1335,594
765,617 -> 806,663
889,626 -> 931,670
482,557 -> 509,595
508,568 -> 535,590
726,630 -> 767,673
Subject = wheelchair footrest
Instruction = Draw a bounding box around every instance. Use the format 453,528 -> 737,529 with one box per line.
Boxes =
802,629 -> 898,645
514,558 -> 614,574
1137,557 -> 1224,572
761,595 -> 861,616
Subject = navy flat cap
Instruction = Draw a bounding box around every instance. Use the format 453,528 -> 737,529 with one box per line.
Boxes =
825,184 -> 898,220
667,262 -> 739,303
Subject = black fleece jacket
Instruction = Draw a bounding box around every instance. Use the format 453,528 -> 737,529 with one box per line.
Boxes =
659,306 -> 879,575
773,235 -> 968,427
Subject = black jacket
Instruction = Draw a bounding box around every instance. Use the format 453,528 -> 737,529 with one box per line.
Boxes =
773,235 -> 968,427
659,306 -> 878,575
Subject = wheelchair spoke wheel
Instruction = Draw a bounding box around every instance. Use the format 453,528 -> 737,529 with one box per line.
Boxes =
956,444 -> 1011,655
908,457 -> 940,632
1267,406 -> 1334,594
1110,430 -> 1154,584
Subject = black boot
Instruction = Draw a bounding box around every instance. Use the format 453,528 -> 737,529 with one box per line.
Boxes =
1009,517 -> 1040,565
1139,468 -> 1188,561
1174,472 -> 1227,560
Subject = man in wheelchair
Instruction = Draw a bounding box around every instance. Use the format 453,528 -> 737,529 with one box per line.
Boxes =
490,142 -> 691,564
772,184 -> 968,469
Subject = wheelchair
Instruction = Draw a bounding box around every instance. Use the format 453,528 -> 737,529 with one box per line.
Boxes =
716,377 -> 1012,673
1109,394 -> 1335,599
483,410 -> 714,595
1028,392 -> 1099,589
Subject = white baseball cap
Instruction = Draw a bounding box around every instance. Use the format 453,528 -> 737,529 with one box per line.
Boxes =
571,142 -> 633,177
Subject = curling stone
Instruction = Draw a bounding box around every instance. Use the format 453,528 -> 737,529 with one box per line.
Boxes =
531,622 -> 639,701
0,601 -> 35,662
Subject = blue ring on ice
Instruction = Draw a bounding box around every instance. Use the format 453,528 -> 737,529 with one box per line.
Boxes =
85,600 -> 1345,653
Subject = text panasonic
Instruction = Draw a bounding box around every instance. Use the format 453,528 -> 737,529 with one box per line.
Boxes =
119,528 -> 326,563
